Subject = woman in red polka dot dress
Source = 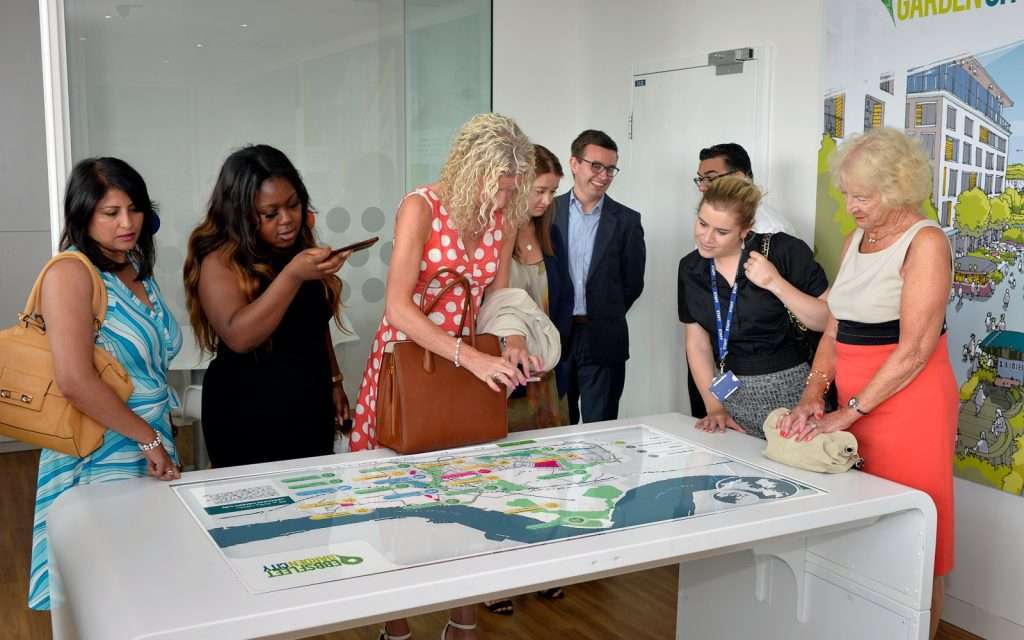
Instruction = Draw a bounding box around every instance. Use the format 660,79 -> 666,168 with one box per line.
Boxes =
352,114 -> 538,441
355,114 -> 541,640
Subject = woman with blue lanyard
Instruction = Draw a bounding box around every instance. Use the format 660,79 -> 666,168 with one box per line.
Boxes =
677,176 -> 829,437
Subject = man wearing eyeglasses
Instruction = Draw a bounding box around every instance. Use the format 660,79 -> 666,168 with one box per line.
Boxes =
696,143 -> 792,234
554,130 -> 646,424
686,143 -> 793,420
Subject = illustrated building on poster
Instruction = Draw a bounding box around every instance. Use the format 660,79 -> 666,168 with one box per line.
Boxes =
1008,163 -> 1024,190
980,330 -> 1024,389
905,57 -> 1012,230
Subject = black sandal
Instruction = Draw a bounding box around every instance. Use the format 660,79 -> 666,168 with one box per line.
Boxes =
538,587 -> 565,599
483,599 -> 514,615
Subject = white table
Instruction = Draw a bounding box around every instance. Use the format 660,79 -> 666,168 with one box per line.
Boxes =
47,413 -> 936,639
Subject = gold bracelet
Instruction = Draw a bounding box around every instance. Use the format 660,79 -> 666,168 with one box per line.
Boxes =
331,373 -> 343,385
805,369 -> 831,394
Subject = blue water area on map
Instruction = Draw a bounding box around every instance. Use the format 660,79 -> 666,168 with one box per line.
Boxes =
208,475 -> 809,549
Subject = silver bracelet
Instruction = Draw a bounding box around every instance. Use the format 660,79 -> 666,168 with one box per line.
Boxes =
454,337 -> 463,368
138,431 -> 162,452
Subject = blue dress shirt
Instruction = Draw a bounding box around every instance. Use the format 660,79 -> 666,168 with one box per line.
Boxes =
568,191 -> 604,315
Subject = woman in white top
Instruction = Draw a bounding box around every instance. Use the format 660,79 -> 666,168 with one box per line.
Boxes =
780,127 -> 956,640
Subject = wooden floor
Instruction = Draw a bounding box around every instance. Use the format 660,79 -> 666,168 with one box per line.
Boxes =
0,440 -> 980,640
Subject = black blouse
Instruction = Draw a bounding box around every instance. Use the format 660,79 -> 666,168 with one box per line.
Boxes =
677,232 -> 828,376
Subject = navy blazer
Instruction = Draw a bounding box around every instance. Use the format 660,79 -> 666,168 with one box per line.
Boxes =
545,223 -> 573,395
555,192 -> 646,365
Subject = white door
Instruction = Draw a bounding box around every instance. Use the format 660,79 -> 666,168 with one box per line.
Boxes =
620,52 -> 770,419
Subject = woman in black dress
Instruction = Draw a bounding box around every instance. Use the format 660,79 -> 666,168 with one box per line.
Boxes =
183,145 -> 350,467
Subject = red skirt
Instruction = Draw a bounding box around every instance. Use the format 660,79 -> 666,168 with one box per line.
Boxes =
836,335 -> 957,576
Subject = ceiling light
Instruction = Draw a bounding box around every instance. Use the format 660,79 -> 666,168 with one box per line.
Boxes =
240,23 -> 248,28
195,43 -> 204,48
104,15 -> 112,19
79,36 -> 86,41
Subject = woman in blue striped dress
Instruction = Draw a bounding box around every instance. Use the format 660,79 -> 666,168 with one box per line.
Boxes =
28,158 -> 182,611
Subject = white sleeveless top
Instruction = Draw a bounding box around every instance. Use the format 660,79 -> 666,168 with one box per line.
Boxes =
828,219 -> 945,323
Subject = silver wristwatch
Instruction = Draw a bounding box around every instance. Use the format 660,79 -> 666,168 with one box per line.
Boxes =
847,397 -> 869,416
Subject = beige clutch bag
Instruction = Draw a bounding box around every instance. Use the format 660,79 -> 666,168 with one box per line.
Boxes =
761,408 -> 861,473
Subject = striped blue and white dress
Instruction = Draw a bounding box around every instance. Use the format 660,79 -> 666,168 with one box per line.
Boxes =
28,254 -> 181,610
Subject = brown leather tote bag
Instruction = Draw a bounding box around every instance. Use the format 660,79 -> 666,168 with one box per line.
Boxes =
377,268 -> 508,454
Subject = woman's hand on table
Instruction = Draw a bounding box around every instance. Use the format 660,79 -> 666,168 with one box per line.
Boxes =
695,410 -> 743,434
144,445 -> 180,481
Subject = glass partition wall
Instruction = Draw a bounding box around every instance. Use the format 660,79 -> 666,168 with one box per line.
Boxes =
48,0 -> 491,386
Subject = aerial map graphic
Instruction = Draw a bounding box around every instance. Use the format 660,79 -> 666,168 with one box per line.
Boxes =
173,425 -> 822,593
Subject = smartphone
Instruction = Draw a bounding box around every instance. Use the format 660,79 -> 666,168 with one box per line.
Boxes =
328,236 -> 379,258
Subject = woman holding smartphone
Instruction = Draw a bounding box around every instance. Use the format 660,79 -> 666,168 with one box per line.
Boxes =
183,144 -> 351,467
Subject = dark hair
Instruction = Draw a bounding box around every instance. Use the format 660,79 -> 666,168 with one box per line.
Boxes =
527,144 -> 564,258
699,143 -> 754,180
183,144 -> 340,352
59,157 -> 158,280
570,129 -> 618,158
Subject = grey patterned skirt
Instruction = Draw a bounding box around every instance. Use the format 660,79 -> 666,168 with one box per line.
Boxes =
722,362 -> 809,439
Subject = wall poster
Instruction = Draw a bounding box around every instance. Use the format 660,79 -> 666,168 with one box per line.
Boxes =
817,0 -> 1024,494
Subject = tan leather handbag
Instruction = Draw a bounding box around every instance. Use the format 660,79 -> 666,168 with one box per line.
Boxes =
0,252 -> 134,456
378,269 -> 508,454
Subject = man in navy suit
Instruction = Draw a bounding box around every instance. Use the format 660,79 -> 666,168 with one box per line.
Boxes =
555,130 -> 646,424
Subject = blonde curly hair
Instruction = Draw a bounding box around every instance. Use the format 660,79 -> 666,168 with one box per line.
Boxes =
830,127 -> 933,209
438,113 -> 534,233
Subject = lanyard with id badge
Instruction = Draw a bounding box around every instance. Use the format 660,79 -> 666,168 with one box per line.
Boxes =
709,261 -> 742,401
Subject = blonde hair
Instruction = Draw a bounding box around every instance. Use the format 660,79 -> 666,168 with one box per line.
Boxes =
438,113 -> 534,233
699,175 -> 762,230
830,127 -> 933,208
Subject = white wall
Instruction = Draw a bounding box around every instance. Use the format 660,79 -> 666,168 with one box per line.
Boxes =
494,2 -> 1021,639
0,0 -> 51,320
493,0 -> 581,183
944,479 -> 1024,639
0,0 -> 51,453
496,0 -> 823,242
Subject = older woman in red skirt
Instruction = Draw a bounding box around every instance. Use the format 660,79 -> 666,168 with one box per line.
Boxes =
780,127 -> 956,640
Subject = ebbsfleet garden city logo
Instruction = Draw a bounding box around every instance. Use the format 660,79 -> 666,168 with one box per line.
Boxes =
882,0 -> 1019,23
263,553 -> 363,578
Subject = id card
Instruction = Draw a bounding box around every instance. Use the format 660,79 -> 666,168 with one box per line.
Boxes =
709,370 -> 742,402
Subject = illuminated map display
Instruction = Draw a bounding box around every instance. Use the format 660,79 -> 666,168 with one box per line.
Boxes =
173,425 -> 822,593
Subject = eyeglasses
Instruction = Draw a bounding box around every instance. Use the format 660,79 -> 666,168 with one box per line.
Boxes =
693,170 -> 738,187
577,157 -> 621,177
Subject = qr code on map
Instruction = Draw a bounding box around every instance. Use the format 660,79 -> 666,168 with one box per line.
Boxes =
202,485 -> 279,506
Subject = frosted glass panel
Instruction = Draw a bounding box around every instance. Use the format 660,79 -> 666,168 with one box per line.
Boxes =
62,0 -> 491,386
406,0 -> 492,188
